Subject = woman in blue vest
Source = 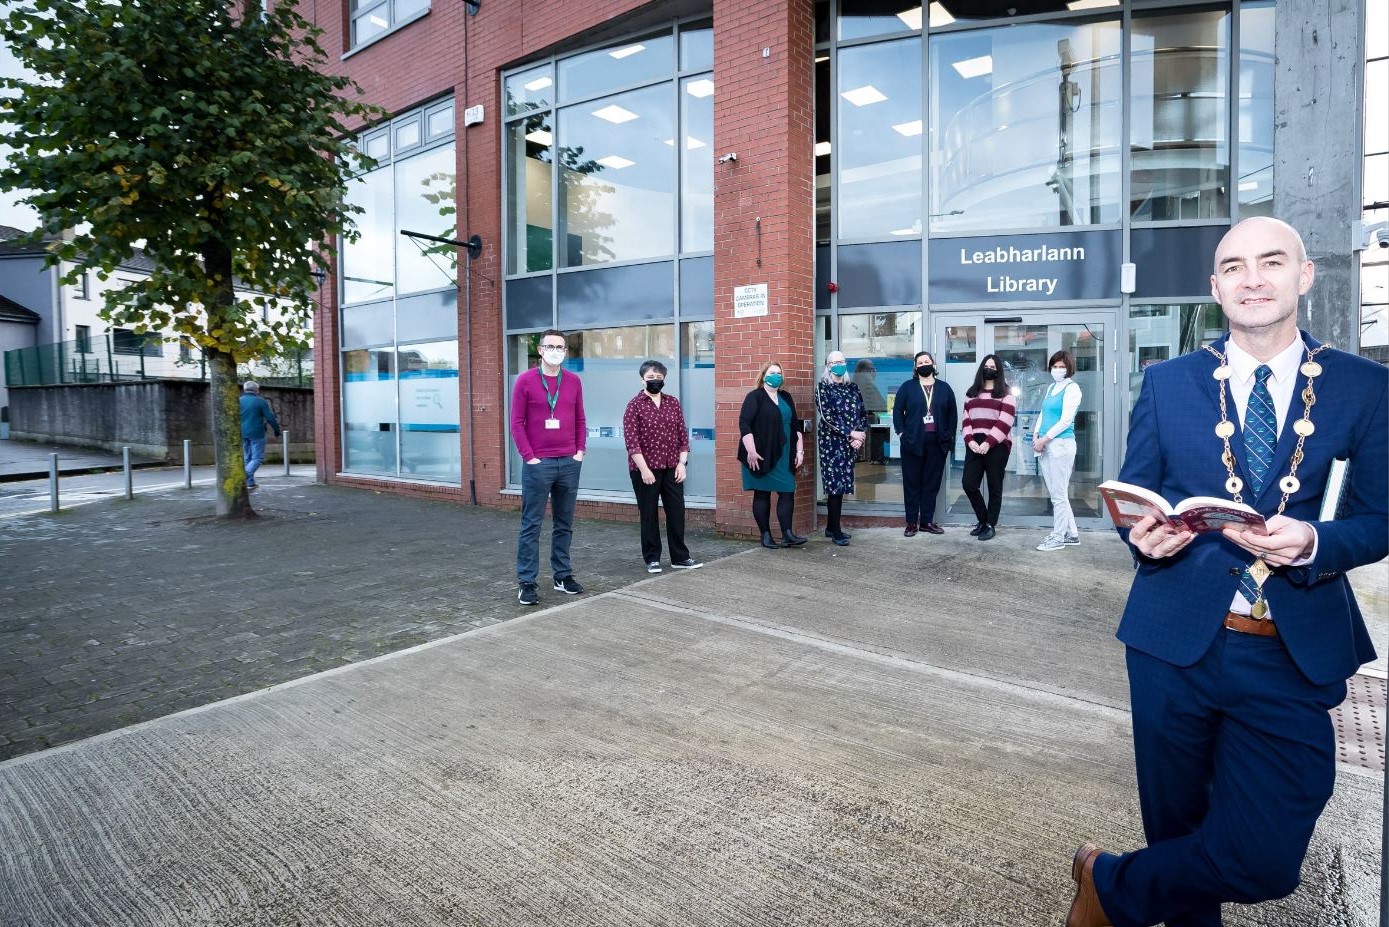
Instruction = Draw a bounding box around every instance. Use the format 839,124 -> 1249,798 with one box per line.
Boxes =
1032,350 -> 1081,551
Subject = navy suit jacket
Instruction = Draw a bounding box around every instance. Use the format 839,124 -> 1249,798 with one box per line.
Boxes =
892,378 -> 957,454
1115,332 -> 1386,686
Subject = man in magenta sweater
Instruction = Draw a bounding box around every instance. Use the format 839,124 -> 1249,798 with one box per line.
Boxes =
510,329 -> 587,605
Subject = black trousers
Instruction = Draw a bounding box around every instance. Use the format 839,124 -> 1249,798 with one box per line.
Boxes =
962,443 -> 1009,527
900,443 -> 948,525
630,468 -> 689,564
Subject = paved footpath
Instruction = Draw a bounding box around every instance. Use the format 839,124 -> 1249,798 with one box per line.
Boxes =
0,474 -> 1382,925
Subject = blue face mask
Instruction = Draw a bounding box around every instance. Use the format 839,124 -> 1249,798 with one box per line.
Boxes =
829,363 -> 847,377
764,372 -> 784,389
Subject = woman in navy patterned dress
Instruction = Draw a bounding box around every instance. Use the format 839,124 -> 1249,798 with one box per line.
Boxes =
816,351 -> 868,546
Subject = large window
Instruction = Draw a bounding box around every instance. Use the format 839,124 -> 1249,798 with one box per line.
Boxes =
1236,2 -> 1274,218
930,18 -> 1122,233
350,0 -> 428,49
838,37 -> 922,240
1130,8 -> 1230,221
340,100 -> 459,483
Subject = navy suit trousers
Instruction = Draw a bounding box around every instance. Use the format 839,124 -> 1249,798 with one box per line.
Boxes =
1093,630 -> 1345,927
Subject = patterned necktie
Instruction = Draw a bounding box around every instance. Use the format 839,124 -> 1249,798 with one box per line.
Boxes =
1237,364 -> 1277,608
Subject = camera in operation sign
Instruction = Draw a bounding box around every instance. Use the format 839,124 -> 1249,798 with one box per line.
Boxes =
733,283 -> 768,318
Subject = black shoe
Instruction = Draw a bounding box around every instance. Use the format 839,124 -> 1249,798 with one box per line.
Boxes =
831,535 -> 850,547
825,529 -> 852,541
781,531 -> 807,547
670,558 -> 704,570
517,582 -> 540,605
969,522 -> 984,537
904,524 -> 918,537
922,523 -> 945,535
760,531 -> 779,549
977,524 -> 996,541
553,576 -> 584,595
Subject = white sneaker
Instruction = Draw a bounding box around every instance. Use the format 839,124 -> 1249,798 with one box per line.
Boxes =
1064,533 -> 1081,546
1036,533 -> 1066,552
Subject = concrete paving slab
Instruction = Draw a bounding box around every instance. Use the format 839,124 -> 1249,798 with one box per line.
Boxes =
1,540 -> 1380,926
0,438 -> 162,481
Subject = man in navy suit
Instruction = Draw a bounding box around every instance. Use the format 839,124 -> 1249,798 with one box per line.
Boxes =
1067,217 -> 1387,927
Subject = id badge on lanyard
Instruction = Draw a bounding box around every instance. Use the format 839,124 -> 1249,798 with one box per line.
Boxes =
541,369 -> 563,430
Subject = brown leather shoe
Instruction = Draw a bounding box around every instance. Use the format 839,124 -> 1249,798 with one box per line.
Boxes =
922,522 -> 945,535
904,524 -> 918,537
1066,843 -> 1111,927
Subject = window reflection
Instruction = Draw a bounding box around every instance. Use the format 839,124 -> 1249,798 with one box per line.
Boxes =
506,114 -> 554,274
398,340 -> 461,481
680,24 -> 713,72
558,84 -> 675,266
681,321 -> 716,497
1127,303 -> 1222,423
1237,2 -> 1274,217
838,38 -> 922,239
343,348 -> 397,475
341,167 -> 394,304
930,18 -> 1122,233
397,145 -> 457,294
506,65 -> 553,116
558,33 -> 675,103
839,0 -> 922,41
681,75 -> 714,252
1130,9 -> 1230,221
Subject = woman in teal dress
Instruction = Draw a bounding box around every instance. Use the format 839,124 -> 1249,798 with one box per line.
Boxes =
737,362 -> 806,549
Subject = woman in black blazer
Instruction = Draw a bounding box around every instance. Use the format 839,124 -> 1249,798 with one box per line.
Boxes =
892,350 -> 957,536
737,362 -> 806,549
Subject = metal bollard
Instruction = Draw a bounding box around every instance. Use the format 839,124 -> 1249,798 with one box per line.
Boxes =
183,439 -> 192,489
282,430 -> 290,476
123,446 -> 133,500
48,453 -> 60,513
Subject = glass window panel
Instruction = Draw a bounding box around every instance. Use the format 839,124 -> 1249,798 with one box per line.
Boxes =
398,340 -> 460,482
1236,2 -> 1274,217
838,38 -> 922,240
1370,0 -> 1388,60
505,276 -> 554,331
1130,225 -> 1225,299
839,0 -> 923,41
838,311 -> 919,504
930,18 -> 1122,233
341,300 -> 394,349
815,58 -> 831,244
507,114 -> 555,274
1365,58 -> 1388,156
395,0 -> 429,21
363,131 -> 389,161
397,144 -> 457,294
557,262 -> 675,327
681,75 -> 714,252
394,119 -> 421,151
426,102 -> 454,140
353,10 -> 387,46
397,290 -> 458,343
343,348 -> 397,475
558,33 -> 675,103
1362,259 -> 1388,351
506,65 -> 553,116
558,84 -> 676,266
679,257 -> 714,319
1130,8 -> 1230,221
816,244 -> 831,312
681,321 -> 716,497
680,24 -> 713,72
927,1 -> 1119,27
342,166 -> 395,304
1365,153 -> 1388,209
1126,302 -> 1222,420
836,241 -> 922,307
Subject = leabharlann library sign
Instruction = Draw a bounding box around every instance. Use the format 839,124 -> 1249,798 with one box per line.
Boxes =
930,230 -> 1121,303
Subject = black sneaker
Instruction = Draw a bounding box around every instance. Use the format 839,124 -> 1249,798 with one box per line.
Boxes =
517,582 -> 540,605
646,561 -> 662,574
553,576 -> 584,595
670,558 -> 703,570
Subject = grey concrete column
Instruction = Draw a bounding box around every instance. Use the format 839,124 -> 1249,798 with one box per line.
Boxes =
1274,0 -> 1364,350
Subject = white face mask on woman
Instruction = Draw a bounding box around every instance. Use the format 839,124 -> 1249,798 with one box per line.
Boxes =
1051,367 -> 1068,382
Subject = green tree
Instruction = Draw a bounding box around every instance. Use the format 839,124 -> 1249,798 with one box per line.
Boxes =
0,0 -> 381,517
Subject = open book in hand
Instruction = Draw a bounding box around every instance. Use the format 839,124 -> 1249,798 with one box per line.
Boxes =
1099,480 -> 1268,534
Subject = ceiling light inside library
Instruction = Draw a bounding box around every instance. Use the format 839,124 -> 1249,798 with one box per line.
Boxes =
592,104 -> 640,124
842,85 -> 888,106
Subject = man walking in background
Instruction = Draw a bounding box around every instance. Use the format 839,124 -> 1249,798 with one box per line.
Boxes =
510,330 -> 587,606
239,380 -> 281,491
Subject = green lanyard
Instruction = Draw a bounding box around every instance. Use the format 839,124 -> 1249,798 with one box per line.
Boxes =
540,368 -> 562,415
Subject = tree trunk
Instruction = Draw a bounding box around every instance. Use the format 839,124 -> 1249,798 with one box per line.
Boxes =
209,347 -> 255,518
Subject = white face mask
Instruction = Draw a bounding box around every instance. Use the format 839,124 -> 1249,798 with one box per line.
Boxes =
1051,367 -> 1068,382
540,349 -> 565,365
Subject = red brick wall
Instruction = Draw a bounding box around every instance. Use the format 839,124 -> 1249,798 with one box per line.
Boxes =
310,0 -> 815,536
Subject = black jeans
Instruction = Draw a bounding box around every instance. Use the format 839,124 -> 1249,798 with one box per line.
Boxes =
900,443 -> 947,525
630,467 -> 689,564
962,443 -> 1010,527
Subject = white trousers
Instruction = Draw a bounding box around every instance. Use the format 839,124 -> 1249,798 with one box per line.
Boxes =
1038,436 -> 1077,537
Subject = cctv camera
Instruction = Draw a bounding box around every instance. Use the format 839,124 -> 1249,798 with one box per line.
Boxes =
1356,220 -> 1389,251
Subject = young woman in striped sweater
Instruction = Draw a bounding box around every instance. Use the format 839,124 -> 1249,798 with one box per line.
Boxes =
961,354 -> 1017,541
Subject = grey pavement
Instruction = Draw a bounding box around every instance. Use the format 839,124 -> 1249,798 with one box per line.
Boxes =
0,437 -> 163,481
0,478 -> 1384,925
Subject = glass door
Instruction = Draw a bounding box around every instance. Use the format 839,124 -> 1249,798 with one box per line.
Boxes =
934,311 -> 1116,526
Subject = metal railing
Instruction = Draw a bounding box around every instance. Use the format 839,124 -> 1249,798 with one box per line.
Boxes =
4,334 -> 314,388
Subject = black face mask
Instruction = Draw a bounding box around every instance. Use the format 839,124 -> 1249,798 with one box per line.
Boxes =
644,380 -> 665,394
916,364 -> 935,378
983,368 -> 997,379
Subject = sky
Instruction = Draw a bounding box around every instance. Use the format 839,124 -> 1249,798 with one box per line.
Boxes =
0,22 -> 40,230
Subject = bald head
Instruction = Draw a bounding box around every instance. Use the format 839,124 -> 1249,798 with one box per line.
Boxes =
1213,217 -> 1307,273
